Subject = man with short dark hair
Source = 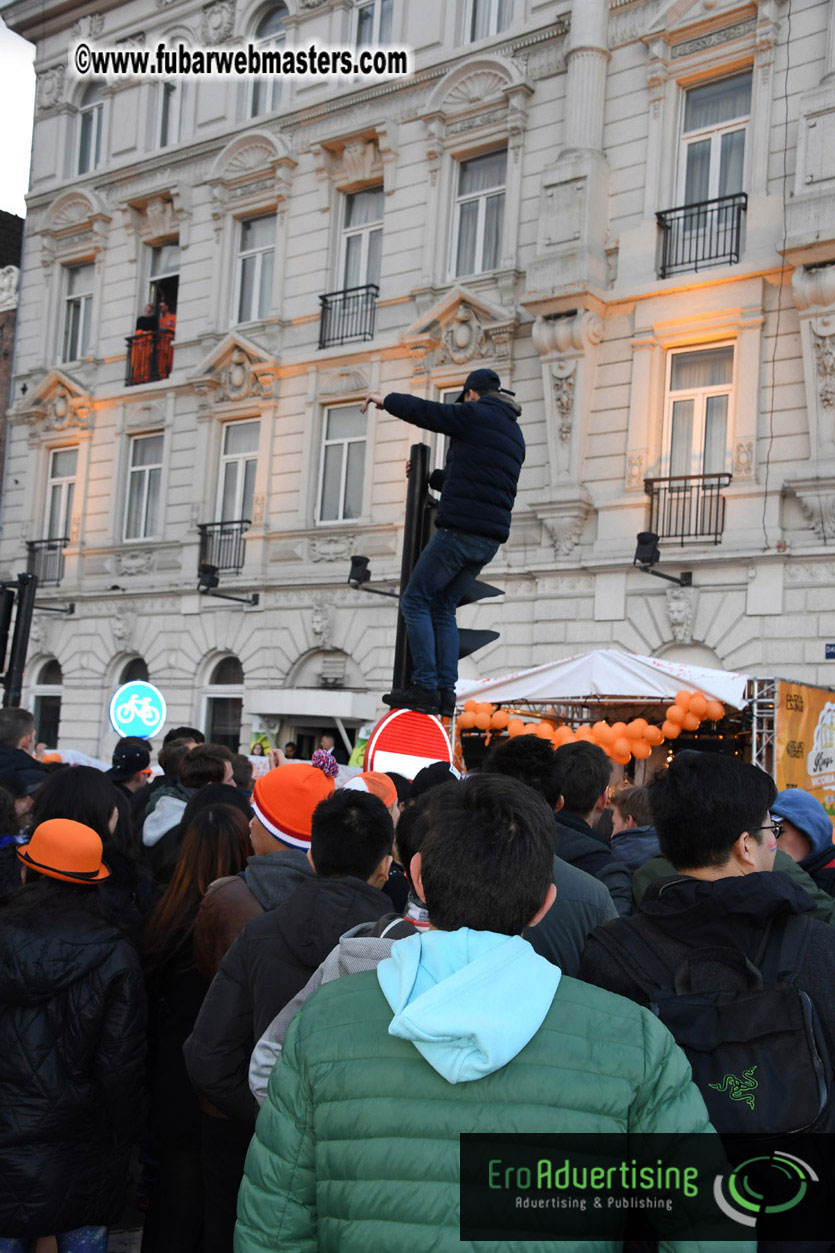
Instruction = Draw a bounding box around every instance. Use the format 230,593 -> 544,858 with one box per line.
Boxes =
163,724 -> 205,746
362,369 -> 524,716
610,783 -> 660,870
106,736 -> 151,798
236,773 -> 716,1252
0,708 -> 50,794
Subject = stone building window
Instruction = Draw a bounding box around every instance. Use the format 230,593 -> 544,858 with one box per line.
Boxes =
678,72 -> 751,205
125,434 -> 164,540
45,447 -> 77,541
62,263 -> 94,362
218,421 -> 259,522
205,655 -> 244,751
665,345 -> 734,476
157,82 -> 181,149
77,82 -> 104,175
149,243 -> 180,313
235,215 -> 275,324
340,188 -> 383,290
357,0 -> 392,46
469,0 -> 511,41
452,149 -> 506,278
33,660 -> 63,749
250,5 -> 287,116
120,657 -> 150,683
318,404 -> 366,523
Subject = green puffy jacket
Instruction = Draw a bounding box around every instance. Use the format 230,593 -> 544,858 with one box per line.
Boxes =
235,969 -> 732,1253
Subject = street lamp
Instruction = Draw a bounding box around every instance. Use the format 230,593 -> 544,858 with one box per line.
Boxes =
633,532 -> 692,587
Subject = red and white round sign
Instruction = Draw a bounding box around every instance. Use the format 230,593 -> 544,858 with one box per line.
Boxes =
364,709 -> 453,780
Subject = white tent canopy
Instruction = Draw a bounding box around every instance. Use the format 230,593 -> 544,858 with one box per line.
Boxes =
456,649 -> 750,710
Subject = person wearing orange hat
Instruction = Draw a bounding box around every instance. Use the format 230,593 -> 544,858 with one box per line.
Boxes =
344,770 -> 400,826
0,820 -> 145,1250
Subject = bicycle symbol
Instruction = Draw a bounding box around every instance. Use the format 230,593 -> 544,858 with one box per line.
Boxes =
115,693 -> 159,726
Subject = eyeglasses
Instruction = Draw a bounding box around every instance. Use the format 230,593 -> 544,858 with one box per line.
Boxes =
753,820 -> 783,840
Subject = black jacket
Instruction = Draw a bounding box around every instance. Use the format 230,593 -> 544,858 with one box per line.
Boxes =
802,843 -> 835,898
555,812 -> 633,916
579,872 -> 835,1066
383,391 -> 525,542
184,874 -> 391,1127
0,897 -> 146,1237
0,743 -> 50,794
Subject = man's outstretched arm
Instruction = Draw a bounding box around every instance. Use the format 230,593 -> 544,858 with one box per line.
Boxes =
362,391 -> 469,438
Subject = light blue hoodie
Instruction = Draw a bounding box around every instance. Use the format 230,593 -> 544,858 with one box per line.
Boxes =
376,928 -> 560,1084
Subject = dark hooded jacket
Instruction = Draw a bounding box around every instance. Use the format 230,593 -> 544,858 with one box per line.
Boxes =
0,893 -> 146,1238
0,744 -> 50,795
184,874 -> 391,1127
192,847 -> 315,979
382,390 -> 525,542
610,823 -> 661,871
579,872 -> 835,1065
554,811 -> 633,916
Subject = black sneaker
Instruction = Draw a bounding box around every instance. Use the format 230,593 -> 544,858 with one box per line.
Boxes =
439,689 -> 456,718
382,685 -> 440,715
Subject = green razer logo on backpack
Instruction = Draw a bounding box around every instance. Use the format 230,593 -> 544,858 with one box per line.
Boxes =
709,1065 -> 759,1111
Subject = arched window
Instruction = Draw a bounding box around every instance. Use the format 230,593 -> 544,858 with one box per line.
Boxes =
120,657 -> 150,684
250,5 -> 287,117
33,660 -> 63,748
205,654 -> 244,750
78,82 -> 104,175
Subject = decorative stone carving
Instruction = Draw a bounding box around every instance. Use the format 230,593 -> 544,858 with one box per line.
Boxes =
252,495 -> 265,525
551,365 -> 576,444
311,597 -> 334,651
786,478 -> 835,542
112,612 -> 132,646
319,367 -> 369,396
445,70 -> 508,107
438,306 -> 489,365
72,13 -> 104,36
0,267 -> 19,313
813,330 -> 835,409
666,586 -> 698,645
144,196 -> 179,239
626,452 -> 645,490
311,129 -> 398,204
533,310 -> 602,478
37,65 -> 65,112
341,140 -> 376,184
201,0 -> 235,44
402,286 -> 518,375
309,533 -> 357,562
191,334 -> 280,406
115,549 -> 155,576
533,497 -> 593,559
733,439 -> 755,479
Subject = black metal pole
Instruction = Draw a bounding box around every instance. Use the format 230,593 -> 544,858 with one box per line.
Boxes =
3,573 -> 37,708
392,442 -> 431,693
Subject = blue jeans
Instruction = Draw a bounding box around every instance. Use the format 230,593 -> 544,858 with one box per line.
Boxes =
0,1230 -> 108,1253
399,527 -> 499,691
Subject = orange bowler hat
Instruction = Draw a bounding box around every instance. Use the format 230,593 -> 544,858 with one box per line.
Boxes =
17,818 -> 110,884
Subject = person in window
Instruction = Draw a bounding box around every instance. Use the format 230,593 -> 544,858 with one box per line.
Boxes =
156,298 -> 176,378
362,369 -> 524,716
131,304 -> 157,384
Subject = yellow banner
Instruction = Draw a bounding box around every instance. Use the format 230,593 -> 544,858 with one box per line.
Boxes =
775,682 -> 835,825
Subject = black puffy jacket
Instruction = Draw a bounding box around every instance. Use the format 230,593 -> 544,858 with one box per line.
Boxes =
383,391 -> 525,542
0,893 -> 146,1238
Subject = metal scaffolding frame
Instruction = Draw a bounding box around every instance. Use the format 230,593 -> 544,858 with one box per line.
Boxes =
749,677 -> 777,776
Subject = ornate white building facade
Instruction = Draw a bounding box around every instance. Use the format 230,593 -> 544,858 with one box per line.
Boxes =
2,0 -> 835,756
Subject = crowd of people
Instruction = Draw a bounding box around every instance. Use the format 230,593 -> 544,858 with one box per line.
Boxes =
1,701 -> 835,1252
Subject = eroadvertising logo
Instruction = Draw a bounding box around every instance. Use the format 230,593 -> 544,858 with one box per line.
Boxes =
712,1151 -> 817,1228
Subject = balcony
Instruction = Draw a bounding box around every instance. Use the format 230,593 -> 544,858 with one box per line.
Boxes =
319,284 -> 378,349
27,538 -> 68,586
198,520 -> 250,572
656,193 -> 747,279
644,473 -> 732,545
124,329 -> 175,386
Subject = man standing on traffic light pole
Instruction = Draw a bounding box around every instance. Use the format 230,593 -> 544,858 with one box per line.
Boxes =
362,369 -> 524,717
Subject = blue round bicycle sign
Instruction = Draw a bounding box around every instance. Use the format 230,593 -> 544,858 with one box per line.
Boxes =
109,681 -> 167,739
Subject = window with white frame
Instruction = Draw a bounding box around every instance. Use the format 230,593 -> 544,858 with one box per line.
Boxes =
679,72 -> 752,205
318,405 -> 366,522
45,448 -> 77,540
62,263 -> 94,362
235,215 -> 275,324
470,0 -> 511,41
340,188 -> 383,290
149,243 -> 180,311
157,82 -> 181,148
357,0 -> 392,45
665,345 -> 734,477
77,82 -> 104,175
124,433 -> 164,540
452,149 -> 506,278
218,421 -> 259,521
250,5 -> 287,116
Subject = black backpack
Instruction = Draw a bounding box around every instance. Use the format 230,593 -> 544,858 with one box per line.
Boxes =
593,914 -> 834,1137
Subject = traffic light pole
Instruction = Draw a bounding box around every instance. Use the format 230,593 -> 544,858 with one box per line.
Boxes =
3,573 -> 38,708
392,442 -> 431,693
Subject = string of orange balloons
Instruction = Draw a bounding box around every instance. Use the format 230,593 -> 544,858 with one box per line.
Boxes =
456,689 -> 725,765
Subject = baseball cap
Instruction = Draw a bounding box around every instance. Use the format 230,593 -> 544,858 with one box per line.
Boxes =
455,368 -> 516,404
344,771 -> 399,810
107,737 -> 151,782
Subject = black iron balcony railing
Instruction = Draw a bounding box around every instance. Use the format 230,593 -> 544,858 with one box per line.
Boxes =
644,473 -> 732,545
656,193 -> 747,279
27,538 -> 68,586
319,283 -> 379,349
198,519 -> 251,572
125,328 -> 175,386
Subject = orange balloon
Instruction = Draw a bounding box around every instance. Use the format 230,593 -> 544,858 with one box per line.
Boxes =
554,725 -> 574,746
464,699 -> 478,713
521,724 -> 539,736
474,711 -> 492,731
594,722 -> 615,746
627,718 -> 648,739
458,711 -> 476,729
705,699 -> 725,721
575,724 -> 595,742
632,740 -> 652,760
675,690 -> 692,711
610,746 -> 632,766
536,722 -> 555,739
689,693 -> 708,719
682,712 -> 700,731
476,702 -> 494,716
666,706 -> 685,725
662,720 -> 681,740
507,719 -> 524,737
612,736 -> 632,759
643,725 -> 664,746
491,709 -> 509,730
611,721 -> 628,739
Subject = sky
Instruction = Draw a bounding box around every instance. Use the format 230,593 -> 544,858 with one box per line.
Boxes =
0,15 -> 36,218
